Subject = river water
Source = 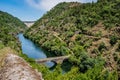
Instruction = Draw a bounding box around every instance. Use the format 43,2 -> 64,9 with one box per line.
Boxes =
18,33 -> 54,68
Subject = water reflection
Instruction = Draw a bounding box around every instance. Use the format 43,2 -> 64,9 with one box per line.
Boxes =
18,33 -> 54,68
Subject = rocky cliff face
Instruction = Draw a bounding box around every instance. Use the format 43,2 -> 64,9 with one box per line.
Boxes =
0,54 -> 43,80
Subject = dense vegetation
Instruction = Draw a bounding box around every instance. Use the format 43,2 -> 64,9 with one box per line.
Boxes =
0,11 -> 26,52
25,0 -> 120,79
20,53 -> 118,80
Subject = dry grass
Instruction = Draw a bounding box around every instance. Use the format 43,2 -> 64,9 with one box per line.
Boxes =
86,23 -> 120,71
0,47 -> 17,68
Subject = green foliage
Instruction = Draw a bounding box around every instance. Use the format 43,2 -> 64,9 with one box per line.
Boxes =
21,52 -> 118,80
95,31 -> 102,37
91,48 -> 100,55
24,0 -> 120,79
44,65 -> 118,80
98,42 -> 107,52
0,11 -> 26,51
70,51 -> 105,73
0,42 -> 4,49
0,11 -> 26,32
110,35 -> 118,45
117,41 -> 120,51
25,0 -> 120,56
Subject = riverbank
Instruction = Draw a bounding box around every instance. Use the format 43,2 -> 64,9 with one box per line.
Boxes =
18,33 -> 55,68
18,33 -> 72,72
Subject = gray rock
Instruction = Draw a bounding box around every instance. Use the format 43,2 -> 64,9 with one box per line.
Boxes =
0,54 -> 43,80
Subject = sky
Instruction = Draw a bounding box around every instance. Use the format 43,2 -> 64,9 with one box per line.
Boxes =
0,0 -> 97,21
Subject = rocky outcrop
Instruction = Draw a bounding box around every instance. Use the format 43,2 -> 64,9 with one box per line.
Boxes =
0,54 -> 43,80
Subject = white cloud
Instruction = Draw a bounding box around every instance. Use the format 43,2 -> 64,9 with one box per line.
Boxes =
41,0 -> 82,10
26,0 -> 97,11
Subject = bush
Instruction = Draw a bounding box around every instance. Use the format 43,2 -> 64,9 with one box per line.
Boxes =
98,42 -> 107,52
117,41 -> 120,51
0,42 -> 4,49
92,48 -> 100,54
95,31 -> 102,37
110,35 -> 118,46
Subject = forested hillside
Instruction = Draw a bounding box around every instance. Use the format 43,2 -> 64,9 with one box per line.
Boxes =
25,0 -> 120,79
0,11 -> 27,64
0,11 -> 44,80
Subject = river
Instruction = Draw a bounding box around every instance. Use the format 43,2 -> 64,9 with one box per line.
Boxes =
18,33 -> 55,68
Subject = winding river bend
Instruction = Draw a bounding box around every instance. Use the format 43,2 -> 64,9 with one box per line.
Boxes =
18,33 -> 55,68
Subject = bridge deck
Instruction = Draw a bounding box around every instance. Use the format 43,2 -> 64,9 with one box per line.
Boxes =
36,55 -> 70,63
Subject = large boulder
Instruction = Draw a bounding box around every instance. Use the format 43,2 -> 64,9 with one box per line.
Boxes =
0,54 -> 43,80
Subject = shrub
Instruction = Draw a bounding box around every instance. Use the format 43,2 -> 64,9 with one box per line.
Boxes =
117,41 -> 120,51
110,35 -> 118,46
92,48 -> 100,54
98,42 -> 106,52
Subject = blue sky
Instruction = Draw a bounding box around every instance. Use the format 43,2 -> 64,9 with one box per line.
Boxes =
0,0 -> 97,21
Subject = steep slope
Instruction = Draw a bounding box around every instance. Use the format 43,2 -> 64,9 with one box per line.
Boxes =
25,0 -> 120,55
25,0 -> 120,79
0,10 -> 44,80
0,11 -> 26,31
0,11 -> 26,51
0,11 -> 27,67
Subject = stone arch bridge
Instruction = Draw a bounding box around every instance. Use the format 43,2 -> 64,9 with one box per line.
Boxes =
35,55 -> 70,64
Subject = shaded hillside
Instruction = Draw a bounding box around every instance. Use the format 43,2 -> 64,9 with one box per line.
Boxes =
0,11 -> 44,80
0,11 -> 27,68
0,11 -> 26,32
25,0 -> 120,79
0,11 -> 26,51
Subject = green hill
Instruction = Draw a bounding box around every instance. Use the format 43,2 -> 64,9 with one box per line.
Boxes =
0,11 -> 26,52
25,0 -> 120,79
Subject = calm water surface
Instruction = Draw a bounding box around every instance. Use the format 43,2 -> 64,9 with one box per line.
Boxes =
18,33 -> 54,68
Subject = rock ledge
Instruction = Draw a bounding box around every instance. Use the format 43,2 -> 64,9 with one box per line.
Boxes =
0,54 -> 43,80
